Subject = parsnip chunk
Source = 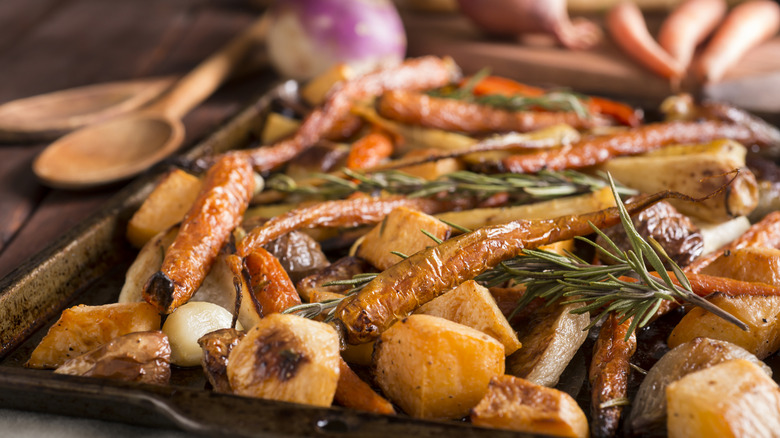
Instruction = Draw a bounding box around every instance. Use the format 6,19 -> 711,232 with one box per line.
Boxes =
27,302 -> 160,369
374,314 -> 505,419
667,359 -> 780,438
471,375 -> 589,438
416,280 -> 521,355
126,169 -> 201,248
162,301 -> 241,367
356,206 -> 449,271
227,313 -> 340,407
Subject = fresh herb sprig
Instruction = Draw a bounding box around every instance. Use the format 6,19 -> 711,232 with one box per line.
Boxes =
267,169 -> 637,202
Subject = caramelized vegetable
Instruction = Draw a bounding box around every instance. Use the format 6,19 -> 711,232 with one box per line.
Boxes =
346,130 -> 395,170
237,56 -> 459,172
244,247 -> 301,316
334,358 -> 395,415
334,189 -> 693,344
377,90 -> 608,135
198,328 -> 245,393
238,195 -> 448,257
501,120 -> 760,174
144,153 -> 254,314
589,314 -> 636,438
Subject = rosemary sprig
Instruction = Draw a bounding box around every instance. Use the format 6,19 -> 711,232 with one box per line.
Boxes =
282,273 -> 378,322
427,67 -> 590,118
267,169 -> 637,202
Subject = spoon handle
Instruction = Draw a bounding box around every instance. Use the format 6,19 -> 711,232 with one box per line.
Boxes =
147,15 -> 269,119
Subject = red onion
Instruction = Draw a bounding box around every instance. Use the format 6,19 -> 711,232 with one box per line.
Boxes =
457,0 -> 601,50
267,0 -> 407,81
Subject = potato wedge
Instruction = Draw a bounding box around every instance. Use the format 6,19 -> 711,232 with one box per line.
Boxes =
507,302 -> 589,387
415,280 -> 521,355
227,313 -> 340,407
596,139 -> 758,223
667,359 -> 780,438
356,206 -> 450,271
436,186 -> 616,231
55,331 -> 171,385
374,314 -> 504,419
701,246 -> 780,286
470,375 -> 589,438
126,169 -> 201,248
27,302 -> 160,369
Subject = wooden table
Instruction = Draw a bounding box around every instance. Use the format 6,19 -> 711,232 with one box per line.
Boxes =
0,0 -> 272,280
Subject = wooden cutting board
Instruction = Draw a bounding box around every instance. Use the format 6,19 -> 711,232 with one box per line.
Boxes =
404,11 -> 780,114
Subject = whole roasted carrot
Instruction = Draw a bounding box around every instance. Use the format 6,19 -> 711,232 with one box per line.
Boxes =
501,120 -> 756,174
144,153 -> 254,314
238,56 -> 460,173
607,1 -> 685,82
376,90 -> 608,134
590,314 -> 636,438
244,247 -> 301,316
694,0 -> 780,83
333,189 -> 697,344
658,0 -> 727,72
470,75 -> 642,127
237,196 -> 448,257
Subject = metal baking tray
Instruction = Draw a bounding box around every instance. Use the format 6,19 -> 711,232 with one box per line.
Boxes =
0,79 -> 551,438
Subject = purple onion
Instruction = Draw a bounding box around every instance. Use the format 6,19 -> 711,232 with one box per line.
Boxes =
267,0 -> 407,80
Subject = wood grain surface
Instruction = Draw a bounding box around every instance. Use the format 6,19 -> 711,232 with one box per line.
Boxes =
0,0 -> 270,279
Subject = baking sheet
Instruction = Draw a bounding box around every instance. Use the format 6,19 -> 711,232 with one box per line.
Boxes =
0,80 -> 550,437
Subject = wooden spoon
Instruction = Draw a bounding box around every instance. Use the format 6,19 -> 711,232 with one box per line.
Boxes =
0,76 -> 177,143
33,16 -> 268,189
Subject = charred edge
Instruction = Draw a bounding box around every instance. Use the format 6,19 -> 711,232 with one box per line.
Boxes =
254,329 -> 308,382
242,258 -> 265,318
146,271 -> 176,314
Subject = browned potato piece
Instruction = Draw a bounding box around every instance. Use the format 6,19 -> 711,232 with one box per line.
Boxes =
471,375 -> 589,438
54,331 -> 171,385
126,169 -> 201,248
374,314 -> 505,419
226,313 -> 340,407
507,302 -> 589,387
27,302 -> 161,369
667,359 -> 780,438
356,206 -> 450,271
415,280 -> 521,355
198,328 -> 246,393
701,246 -> 780,286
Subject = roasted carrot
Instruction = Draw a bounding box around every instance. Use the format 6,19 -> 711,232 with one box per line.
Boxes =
346,130 -> 395,170
658,0 -> 727,72
144,153 -> 254,314
237,196 -> 449,257
686,211 -> 780,273
685,272 -> 780,297
590,314 -> 636,438
607,1 -> 685,82
376,90 -> 609,135
471,75 -> 642,127
501,120 -> 757,174
694,0 -> 780,83
333,189 -> 698,344
335,358 -> 395,415
235,56 -> 459,173
244,247 -> 301,316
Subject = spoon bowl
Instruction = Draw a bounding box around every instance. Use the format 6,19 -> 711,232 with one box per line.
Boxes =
33,114 -> 184,189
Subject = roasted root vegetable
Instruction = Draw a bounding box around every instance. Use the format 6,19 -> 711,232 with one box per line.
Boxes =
244,247 -> 301,316
373,314 -> 504,419
162,301 -> 240,367
470,375 -> 589,438
628,337 -> 771,435
126,168 -> 201,248
589,314 -> 636,438
657,0 -> 727,73
55,331 -> 171,385
226,313 -> 340,407
700,246 -> 780,286
415,280 -> 521,355
596,139 -> 758,223
198,328 -> 245,393
334,358 -> 395,415
345,130 -> 395,170
506,302 -> 589,387
356,206 -> 450,271
144,153 -> 254,314
666,359 -> 780,437
27,302 -> 160,369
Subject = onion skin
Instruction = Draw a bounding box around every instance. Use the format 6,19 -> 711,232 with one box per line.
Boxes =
457,0 -> 601,50
267,0 -> 407,80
